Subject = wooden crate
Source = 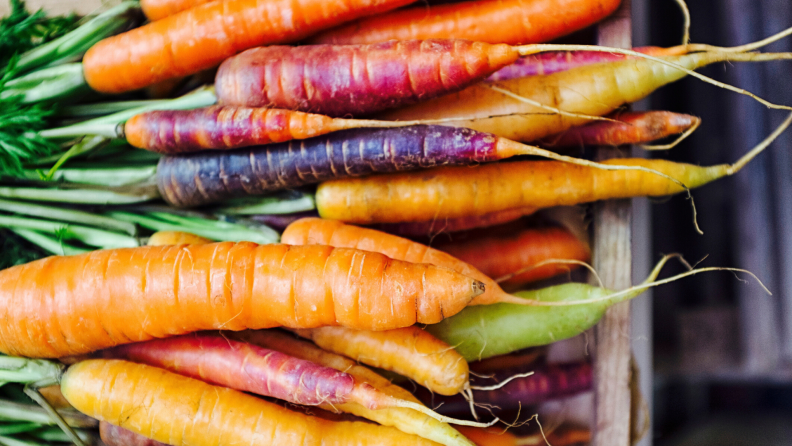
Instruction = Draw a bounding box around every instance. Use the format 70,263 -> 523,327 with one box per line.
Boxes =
6,1 -> 642,444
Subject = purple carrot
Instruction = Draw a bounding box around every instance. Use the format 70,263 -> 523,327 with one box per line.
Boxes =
538,111 -> 701,148
251,210 -> 320,231
415,361 -> 592,415
214,40 -> 519,117
157,125 -> 542,208
100,422 -> 169,446
373,207 -> 538,237
485,46 -> 686,82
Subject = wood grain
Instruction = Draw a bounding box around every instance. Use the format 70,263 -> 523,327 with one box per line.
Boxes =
592,1 -> 634,445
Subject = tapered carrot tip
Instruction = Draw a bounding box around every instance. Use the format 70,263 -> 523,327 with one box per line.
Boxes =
476,42 -> 521,71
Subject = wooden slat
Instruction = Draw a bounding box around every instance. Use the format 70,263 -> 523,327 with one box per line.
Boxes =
592,1 -> 633,445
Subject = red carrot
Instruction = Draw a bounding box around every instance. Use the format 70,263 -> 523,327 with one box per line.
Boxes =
83,0 -> 417,93
537,111 -> 701,148
414,361 -> 593,416
485,46 -> 688,81
374,207 -> 538,237
101,422 -> 168,446
215,40 -> 518,116
98,333 -> 485,426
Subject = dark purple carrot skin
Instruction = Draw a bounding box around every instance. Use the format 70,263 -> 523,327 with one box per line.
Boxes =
373,207 -> 537,237
414,361 -> 592,415
215,40 -> 519,117
98,333 -> 355,406
157,125 -> 499,207
485,46 -> 679,82
538,111 -> 700,148
101,422 -> 170,446
251,210 -> 321,231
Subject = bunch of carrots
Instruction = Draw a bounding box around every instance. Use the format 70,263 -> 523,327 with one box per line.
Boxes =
0,0 -> 790,445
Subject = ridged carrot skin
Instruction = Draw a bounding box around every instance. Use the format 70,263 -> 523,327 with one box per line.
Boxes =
375,207 -> 537,237
316,158 -> 727,224
538,111 -> 701,148
99,334 -> 358,406
0,243 -> 484,358
414,362 -> 593,415
282,218 -> 507,306
101,422 -> 168,446
156,125 -> 501,208
309,0 -> 621,45
83,0 -> 417,93
292,326 -> 469,396
214,40 -> 518,116
485,46 -> 687,81
146,231 -> 211,245
232,330 -> 476,446
125,107 -> 347,153
435,225 -> 590,289
141,0 -> 214,20
61,360 -> 439,446
379,52 -> 730,142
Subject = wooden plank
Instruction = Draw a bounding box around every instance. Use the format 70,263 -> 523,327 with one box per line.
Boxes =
592,1 -> 633,445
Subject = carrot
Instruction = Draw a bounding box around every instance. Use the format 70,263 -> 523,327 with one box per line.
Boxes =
146,230 -> 211,246
485,46 -> 688,82
378,51 -> 791,142
434,224 -> 591,289
291,326 -> 469,396
282,217 -> 556,307
537,111 -> 701,149
0,242 -> 484,358
101,422 -> 168,446
61,359 -> 440,446
455,426 -> 591,446
231,330 -> 477,446
155,125 -> 645,208
414,361 -> 593,415
82,0 -> 417,93
375,207 -> 538,237
96,332 -> 478,426
214,40 -> 518,116
140,0 -> 214,20
308,0 -> 622,45
315,111 -> 792,224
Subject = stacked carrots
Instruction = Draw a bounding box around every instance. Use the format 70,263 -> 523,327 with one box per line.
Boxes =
2,1 -> 791,446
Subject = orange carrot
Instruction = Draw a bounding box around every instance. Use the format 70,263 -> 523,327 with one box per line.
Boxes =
61,359 -> 440,446
455,426 -> 591,446
82,0 -> 416,93
309,0 -> 622,45
291,326 -> 469,396
232,330 -> 477,446
140,0 -> 214,20
434,224 -> 591,289
0,243 -> 484,358
146,231 -> 211,246
281,217 -> 546,307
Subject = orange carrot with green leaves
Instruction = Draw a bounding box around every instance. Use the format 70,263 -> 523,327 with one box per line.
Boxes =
0,243 -> 484,358
61,360 -> 441,446
82,0 -> 417,93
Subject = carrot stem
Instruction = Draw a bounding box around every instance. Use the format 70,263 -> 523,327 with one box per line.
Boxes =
0,400 -> 97,428
0,186 -> 158,205
22,387 -> 86,446
0,198 -> 137,235
213,192 -> 316,215
20,166 -> 157,187
0,215 -> 139,249
106,211 -> 278,244
0,358 -> 62,387
9,229 -> 89,256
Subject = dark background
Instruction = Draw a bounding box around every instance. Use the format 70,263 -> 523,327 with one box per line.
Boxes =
635,0 -> 792,444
